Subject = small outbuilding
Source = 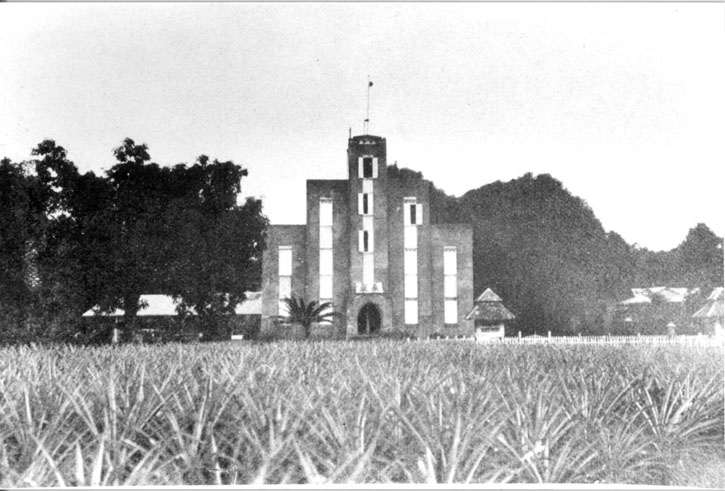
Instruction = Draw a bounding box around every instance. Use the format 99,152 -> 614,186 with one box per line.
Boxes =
465,288 -> 515,342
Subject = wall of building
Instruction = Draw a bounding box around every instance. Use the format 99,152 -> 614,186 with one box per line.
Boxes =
387,176 -> 433,337
306,180 -> 350,337
260,225 -> 307,333
431,224 -> 475,336
260,134 -> 478,339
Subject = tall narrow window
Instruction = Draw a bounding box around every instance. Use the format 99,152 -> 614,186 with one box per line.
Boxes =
404,197 -> 418,324
444,247 -> 458,325
319,198 -> 333,306
404,197 -> 423,226
358,193 -> 373,215
359,176 -> 375,289
405,300 -> 418,325
363,157 -> 373,178
278,246 -> 293,315
358,230 -> 374,253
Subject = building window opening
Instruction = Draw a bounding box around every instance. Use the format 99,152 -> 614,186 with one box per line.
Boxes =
319,198 -> 333,305
444,246 -> 458,325
405,299 -> 418,325
404,197 -> 418,325
363,157 -> 374,178
278,246 -> 293,315
358,303 -> 381,334
404,197 -> 423,226
358,156 -> 378,179
358,193 -> 373,215
359,230 -> 374,253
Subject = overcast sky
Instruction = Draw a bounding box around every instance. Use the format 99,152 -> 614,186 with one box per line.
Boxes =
1,2 -> 723,251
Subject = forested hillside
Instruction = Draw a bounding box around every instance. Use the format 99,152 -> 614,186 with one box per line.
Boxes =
393,165 -> 723,335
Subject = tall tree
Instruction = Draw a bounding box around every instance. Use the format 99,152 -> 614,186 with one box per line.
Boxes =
27,141 -> 84,339
0,141 -> 86,342
166,156 -> 268,319
0,158 -> 35,340
83,141 -> 268,336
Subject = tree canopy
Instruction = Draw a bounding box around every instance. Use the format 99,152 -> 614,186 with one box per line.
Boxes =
0,139 -> 267,343
390,164 -> 723,336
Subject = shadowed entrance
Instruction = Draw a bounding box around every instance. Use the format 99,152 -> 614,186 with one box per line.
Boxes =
357,303 -> 381,335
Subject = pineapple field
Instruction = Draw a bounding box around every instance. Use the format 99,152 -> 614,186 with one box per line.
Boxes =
0,340 -> 722,487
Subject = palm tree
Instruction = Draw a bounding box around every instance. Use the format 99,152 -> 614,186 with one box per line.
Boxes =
280,297 -> 341,339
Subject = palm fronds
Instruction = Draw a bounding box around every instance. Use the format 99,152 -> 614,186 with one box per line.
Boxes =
279,297 -> 342,339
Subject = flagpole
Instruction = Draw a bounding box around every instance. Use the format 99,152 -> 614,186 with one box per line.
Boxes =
364,77 -> 372,135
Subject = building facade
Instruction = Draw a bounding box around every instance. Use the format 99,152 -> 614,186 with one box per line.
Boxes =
260,134 -> 474,338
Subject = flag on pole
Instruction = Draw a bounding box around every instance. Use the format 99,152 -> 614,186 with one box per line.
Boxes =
369,81 -> 373,87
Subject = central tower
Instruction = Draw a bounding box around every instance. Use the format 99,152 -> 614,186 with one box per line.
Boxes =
346,134 -> 393,334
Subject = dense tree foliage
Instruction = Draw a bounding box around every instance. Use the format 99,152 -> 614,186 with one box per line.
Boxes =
391,165 -> 723,335
0,139 -> 267,343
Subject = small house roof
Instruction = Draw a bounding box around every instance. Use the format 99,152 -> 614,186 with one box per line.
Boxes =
465,288 -> 515,322
465,302 -> 516,322
475,288 -> 503,303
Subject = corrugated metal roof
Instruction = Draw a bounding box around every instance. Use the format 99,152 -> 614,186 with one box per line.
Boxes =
82,292 -> 262,317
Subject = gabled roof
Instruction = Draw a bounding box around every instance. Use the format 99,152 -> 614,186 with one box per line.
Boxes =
475,288 -> 503,303
465,288 -> 515,322
82,292 -> 262,317
465,302 -> 516,322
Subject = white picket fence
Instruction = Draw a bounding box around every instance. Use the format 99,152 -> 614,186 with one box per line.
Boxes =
427,334 -> 723,347
497,334 -> 723,347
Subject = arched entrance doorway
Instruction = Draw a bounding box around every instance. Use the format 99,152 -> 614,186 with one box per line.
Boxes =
358,303 -> 381,335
